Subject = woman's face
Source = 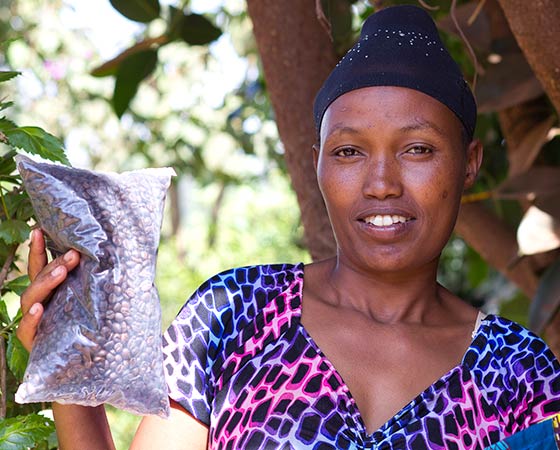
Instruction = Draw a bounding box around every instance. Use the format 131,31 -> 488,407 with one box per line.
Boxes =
315,86 -> 481,275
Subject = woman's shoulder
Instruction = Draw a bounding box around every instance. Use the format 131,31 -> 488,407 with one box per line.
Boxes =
193,262 -> 304,299
174,262 -> 304,321
465,313 -> 559,385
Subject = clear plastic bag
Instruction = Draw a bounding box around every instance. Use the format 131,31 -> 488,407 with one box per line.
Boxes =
15,155 -> 174,418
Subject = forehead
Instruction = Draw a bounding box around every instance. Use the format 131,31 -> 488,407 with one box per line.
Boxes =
319,86 -> 463,143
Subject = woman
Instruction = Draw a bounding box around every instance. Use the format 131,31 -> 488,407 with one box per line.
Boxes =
16,5 -> 560,450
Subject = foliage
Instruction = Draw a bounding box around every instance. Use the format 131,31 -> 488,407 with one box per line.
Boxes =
0,70 -> 66,448
91,1 -> 223,118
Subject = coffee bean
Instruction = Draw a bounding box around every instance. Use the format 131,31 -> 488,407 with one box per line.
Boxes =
14,155 -> 173,418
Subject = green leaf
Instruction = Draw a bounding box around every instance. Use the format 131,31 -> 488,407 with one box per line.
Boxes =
0,219 -> 30,244
3,127 -> 68,164
5,275 -> 30,296
90,59 -> 120,78
7,333 -> 29,380
6,192 -> 35,223
166,5 -> 184,41
0,117 -> 17,131
179,13 -> 222,46
0,149 -> 17,175
0,71 -> 21,82
0,300 -> 9,325
112,49 -> 158,117
109,0 -> 160,23
0,101 -> 14,112
0,414 -> 54,450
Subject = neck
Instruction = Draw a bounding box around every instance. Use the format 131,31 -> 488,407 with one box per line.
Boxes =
326,256 -> 443,324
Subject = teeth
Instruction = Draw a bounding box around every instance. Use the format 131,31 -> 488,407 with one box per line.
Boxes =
365,214 -> 408,226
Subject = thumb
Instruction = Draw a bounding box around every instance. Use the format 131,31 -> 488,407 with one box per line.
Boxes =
16,303 -> 44,353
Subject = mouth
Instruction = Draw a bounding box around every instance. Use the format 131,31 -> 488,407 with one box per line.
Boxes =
360,214 -> 414,228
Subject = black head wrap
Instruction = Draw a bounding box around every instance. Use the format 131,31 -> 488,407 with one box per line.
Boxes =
313,5 -> 477,140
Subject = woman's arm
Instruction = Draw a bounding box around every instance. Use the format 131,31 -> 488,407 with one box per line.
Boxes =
51,400 -> 209,450
131,400 -> 209,450
17,230 -> 209,449
52,404 -> 115,450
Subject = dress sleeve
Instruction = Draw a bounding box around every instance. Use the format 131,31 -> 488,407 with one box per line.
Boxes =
161,276 -> 231,425
497,321 -> 560,434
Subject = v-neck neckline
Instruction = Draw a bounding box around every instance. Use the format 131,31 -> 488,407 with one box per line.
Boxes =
290,262 -> 490,442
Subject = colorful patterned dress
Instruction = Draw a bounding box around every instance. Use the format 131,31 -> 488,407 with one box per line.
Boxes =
162,264 -> 560,449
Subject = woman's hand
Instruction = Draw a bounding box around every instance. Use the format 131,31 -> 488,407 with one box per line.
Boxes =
16,229 -> 80,352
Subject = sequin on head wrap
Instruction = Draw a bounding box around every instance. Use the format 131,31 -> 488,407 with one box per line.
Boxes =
313,5 -> 477,140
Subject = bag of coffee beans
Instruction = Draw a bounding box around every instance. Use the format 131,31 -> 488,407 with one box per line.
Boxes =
15,155 -> 174,418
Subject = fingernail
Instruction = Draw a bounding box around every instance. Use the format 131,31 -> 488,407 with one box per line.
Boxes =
29,303 -> 40,315
52,266 -> 64,277
63,250 -> 74,262
30,229 -> 38,243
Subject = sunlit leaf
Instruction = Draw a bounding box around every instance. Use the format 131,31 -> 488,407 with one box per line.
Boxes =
493,166 -> 560,200
0,300 -> 9,325
475,52 -> 544,113
112,49 -> 158,117
529,257 -> 560,334
2,126 -> 68,164
0,219 -> 30,244
517,205 -> 560,256
179,13 -> 222,46
5,275 -> 30,296
0,414 -> 54,450
0,71 -> 21,82
7,333 -> 29,380
109,0 -> 160,23
90,60 -> 120,78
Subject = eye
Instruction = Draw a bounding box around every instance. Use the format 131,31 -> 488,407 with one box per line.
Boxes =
334,147 -> 360,157
406,145 -> 433,155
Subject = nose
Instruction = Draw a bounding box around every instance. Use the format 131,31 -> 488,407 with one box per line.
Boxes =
362,156 -> 403,200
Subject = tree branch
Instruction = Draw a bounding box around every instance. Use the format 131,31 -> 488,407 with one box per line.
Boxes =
0,244 -> 17,288
496,0 -> 560,116
246,0 -> 338,260
0,336 -> 6,418
455,203 -> 538,297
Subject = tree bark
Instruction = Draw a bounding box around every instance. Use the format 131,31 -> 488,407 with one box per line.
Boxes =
455,203 -> 539,297
246,0 -> 337,260
497,0 -> 560,115
246,2 -> 560,357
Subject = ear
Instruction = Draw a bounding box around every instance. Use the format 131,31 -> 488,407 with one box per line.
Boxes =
463,139 -> 483,190
312,144 -> 320,172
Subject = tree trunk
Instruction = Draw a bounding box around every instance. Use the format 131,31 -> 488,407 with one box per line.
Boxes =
489,0 -> 560,358
497,0 -> 560,115
246,0 -> 337,261
246,2 -> 560,357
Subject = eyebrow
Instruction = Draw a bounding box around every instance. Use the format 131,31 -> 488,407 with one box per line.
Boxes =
399,119 -> 446,137
324,123 -> 362,136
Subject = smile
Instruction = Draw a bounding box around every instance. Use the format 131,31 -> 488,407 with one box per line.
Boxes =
362,214 -> 411,227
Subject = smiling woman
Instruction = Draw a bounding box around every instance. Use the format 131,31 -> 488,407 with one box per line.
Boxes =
314,86 -> 479,276
15,4 -> 560,450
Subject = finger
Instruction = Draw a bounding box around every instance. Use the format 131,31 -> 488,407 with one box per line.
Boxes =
28,229 -> 48,282
20,250 -> 80,315
15,302 -> 44,352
